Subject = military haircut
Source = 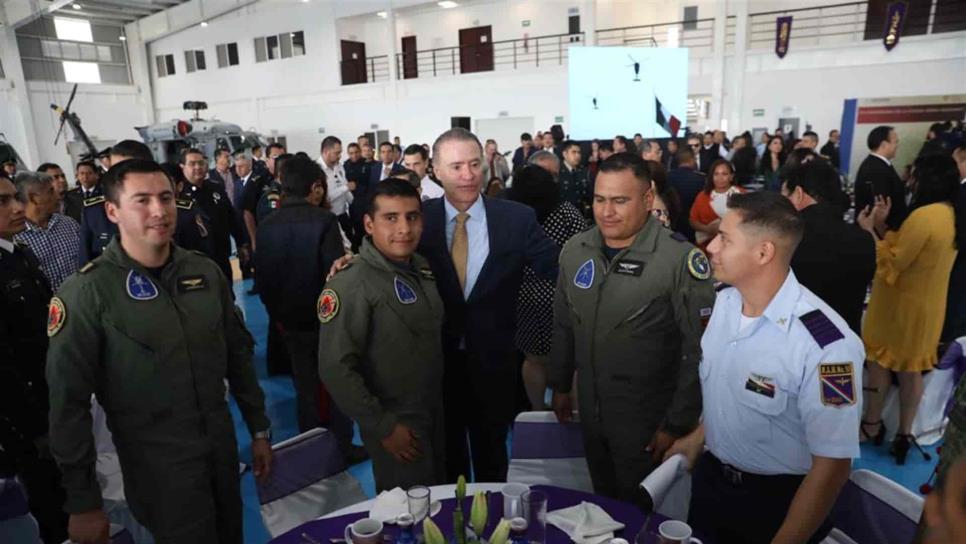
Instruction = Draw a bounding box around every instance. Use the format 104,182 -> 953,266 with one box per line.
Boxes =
561,140 -> 581,152
102,159 -> 172,204
111,139 -> 154,161
266,142 -> 285,155
347,142 -> 360,151
76,160 -> 98,173
379,141 -> 394,151
432,127 -> 483,161
279,156 -> 326,199
214,148 -> 231,160
36,162 -> 62,173
392,168 -> 422,190
867,125 -> 894,151
179,148 -> 205,165
598,141 -> 614,153
783,159 -> 839,204
321,136 -> 342,152
520,132 -> 533,142
676,148 -> 696,165
14,171 -> 53,201
802,130 -> 819,141
366,177 -> 421,218
726,191 -> 804,253
403,144 -> 427,161
598,152 -> 652,188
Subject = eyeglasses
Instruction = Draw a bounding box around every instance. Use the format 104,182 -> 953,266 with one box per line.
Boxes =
689,144 -> 700,148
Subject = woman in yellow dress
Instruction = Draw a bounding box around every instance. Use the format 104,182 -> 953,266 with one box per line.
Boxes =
858,154 -> 963,464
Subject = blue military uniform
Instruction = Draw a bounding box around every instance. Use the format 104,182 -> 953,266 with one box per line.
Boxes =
689,270 -> 864,544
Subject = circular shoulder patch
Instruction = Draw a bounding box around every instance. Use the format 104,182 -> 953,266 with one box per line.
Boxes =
686,248 -> 711,280
48,296 -> 66,337
317,289 -> 340,323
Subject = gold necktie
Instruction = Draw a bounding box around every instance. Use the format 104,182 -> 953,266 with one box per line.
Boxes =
451,212 -> 470,291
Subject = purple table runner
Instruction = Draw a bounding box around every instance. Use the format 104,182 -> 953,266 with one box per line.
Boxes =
270,485 -> 677,544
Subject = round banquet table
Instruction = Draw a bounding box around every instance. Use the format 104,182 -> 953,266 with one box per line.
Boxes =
269,484 -> 685,544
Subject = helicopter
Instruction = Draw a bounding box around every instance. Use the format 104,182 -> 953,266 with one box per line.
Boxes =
136,101 -> 266,164
50,83 -> 107,166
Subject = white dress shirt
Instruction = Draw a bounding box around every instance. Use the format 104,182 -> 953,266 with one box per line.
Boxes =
420,175 -> 445,201
319,158 -> 353,216
444,196 -> 489,299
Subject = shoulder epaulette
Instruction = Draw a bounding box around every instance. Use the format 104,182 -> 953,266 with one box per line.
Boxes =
670,231 -> 689,243
84,195 -> 105,207
79,261 -> 97,274
799,309 -> 845,349
267,193 -> 280,200
176,198 -> 194,210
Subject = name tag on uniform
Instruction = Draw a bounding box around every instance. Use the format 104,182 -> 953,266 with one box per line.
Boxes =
419,268 -> 435,281
178,275 -> 208,293
745,373 -> 776,398
819,363 -> 856,407
613,259 -> 645,277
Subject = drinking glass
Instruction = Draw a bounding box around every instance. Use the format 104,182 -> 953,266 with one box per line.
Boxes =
521,490 -> 547,544
407,485 -> 431,523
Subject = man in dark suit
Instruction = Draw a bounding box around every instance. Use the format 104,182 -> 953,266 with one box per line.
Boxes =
819,130 -> 841,169
63,160 -> 100,223
208,148 -> 245,210
783,160 -> 875,335
698,132 -> 718,174
853,125 -> 908,231
943,143 -> 966,342
418,128 -> 559,481
511,132 -> 536,173
667,148 -> 705,243
349,142 -> 404,250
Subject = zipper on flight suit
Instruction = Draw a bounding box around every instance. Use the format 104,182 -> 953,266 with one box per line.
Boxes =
587,244 -> 633,423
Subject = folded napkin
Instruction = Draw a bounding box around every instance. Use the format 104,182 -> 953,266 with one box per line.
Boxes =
547,501 -> 625,544
369,487 -> 409,523
640,454 -> 688,508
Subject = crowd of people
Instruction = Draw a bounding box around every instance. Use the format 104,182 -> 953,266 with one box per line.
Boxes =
1,117 -> 965,544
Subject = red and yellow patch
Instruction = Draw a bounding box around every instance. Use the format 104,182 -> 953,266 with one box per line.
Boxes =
317,289 -> 340,323
47,296 -> 66,337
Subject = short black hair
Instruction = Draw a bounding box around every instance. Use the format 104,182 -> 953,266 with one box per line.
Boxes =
802,131 -> 819,141
160,162 -> 187,189
295,151 -> 311,159
828,129 -> 839,137
252,144 -> 262,152
76,160 -> 98,173
102,159 -> 172,204
867,126 -> 894,151
597,152 -> 651,187
726,191 -> 804,250
266,142 -> 285,155
366,177 -> 421,217
634,133 -> 642,138
393,144 -> 402,154
783,159 -> 840,204
403,144 -> 427,161
379,141 -> 393,150
179,148 -> 205,164
614,135 -> 628,146
111,139 -> 154,161
520,132 -> 533,141
214,148 -> 231,160
347,142 -> 360,151
392,168 -> 421,190
321,136 -> 342,152
598,141 -> 614,153
561,140 -> 580,152
37,162 -> 62,173
280,156 -> 327,199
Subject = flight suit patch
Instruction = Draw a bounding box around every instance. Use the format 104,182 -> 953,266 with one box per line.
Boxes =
126,270 -> 159,301
687,248 -> 711,280
47,296 -> 66,337
394,277 -> 417,305
613,259 -> 644,277
819,363 -> 856,407
317,289 -> 340,323
177,275 -> 208,293
745,373 -> 775,398
700,307 -> 712,328
574,259 -> 595,289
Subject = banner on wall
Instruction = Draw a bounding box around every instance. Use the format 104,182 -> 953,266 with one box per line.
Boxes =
775,16 -> 793,58
883,1 -> 907,51
839,95 -> 966,175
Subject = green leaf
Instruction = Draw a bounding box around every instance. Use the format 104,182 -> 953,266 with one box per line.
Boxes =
422,517 -> 445,544
456,475 -> 467,502
470,491 -> 488,537
489,518 -> 511,544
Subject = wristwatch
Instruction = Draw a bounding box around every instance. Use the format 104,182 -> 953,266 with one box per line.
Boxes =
253,428 -> 272,441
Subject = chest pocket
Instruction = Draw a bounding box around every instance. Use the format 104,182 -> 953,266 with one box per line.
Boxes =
101,320 -> 162,413
735,366 -> 789,443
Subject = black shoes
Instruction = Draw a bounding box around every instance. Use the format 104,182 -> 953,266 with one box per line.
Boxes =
860,419 -> 886,446
890,433 -> 932,465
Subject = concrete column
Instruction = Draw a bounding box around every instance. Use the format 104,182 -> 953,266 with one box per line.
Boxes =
582,0 -> 597,46
123,23 -> 157,125
707,0 -> 728,130
726,0 -> 749,134
0,26 -> 42,167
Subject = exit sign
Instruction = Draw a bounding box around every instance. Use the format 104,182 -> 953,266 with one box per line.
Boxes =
522,20 -> 531,27
753,109 -> 765,117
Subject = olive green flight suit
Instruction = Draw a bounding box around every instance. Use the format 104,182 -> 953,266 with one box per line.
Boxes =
549,218 -> 715,506
46,239 -> 270,544
318,238 -> 446,491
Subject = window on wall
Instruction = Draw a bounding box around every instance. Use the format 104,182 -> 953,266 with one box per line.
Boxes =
184,49 -> 206,73
156,54 -> 175,77
63,60 -> 101,83
683,6 -> 698,30
216,42 -> 239,68
16,16 -> 131,84
53,17 -> 93,42
254,31 -> 305,63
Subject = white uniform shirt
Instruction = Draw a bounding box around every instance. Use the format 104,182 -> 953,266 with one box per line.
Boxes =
319,158 -> 353,216
420,175 -> 445,201
700,271 -> 864,475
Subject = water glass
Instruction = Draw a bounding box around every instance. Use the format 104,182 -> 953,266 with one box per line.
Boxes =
521,489 -> 547,544
407,485 -> 431,523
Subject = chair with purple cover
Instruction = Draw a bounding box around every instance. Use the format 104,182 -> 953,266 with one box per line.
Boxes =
823,469 -> 924,544
937,338 -> 966,417
507,411 -> 593,492
0,477 -> 40,543
255,428 -> 367,537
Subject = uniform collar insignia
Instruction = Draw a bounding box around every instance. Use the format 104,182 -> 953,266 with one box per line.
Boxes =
574,258 -> 595,289
126,269 -> 159,301
394,276 -> 417,304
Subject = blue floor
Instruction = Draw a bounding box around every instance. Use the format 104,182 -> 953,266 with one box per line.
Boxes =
226,278 -> 938,543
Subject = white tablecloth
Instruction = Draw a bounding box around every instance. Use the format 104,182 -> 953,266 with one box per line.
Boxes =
322,483 -> 508,519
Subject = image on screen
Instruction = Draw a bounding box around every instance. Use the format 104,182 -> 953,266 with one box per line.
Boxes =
568,47 -> 689,140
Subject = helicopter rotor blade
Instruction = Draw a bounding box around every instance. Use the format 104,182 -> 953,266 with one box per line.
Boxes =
64,84 -> 78,113
53,117 -> 67,146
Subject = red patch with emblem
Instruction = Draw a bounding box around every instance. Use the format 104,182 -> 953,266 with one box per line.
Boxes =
317,289 -> 340,323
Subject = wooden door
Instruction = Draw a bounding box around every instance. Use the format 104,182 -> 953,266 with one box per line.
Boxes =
401,36 -> 418,79
458,25 -> 494,74
340,40 -> 367,85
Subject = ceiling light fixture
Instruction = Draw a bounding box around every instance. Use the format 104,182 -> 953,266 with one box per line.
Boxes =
200,21 -> 208,27
438,1 -> 458,8
72,3 -> 82,9
119,35 -> 127,41
376,11 -> 387,18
